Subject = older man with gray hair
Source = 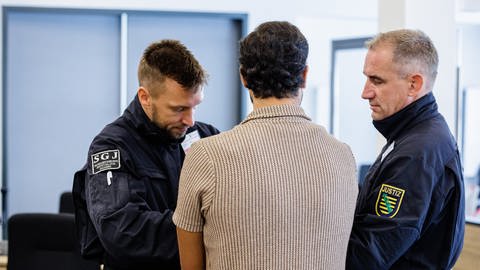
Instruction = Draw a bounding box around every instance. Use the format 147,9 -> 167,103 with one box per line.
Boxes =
347,29 -> 465,269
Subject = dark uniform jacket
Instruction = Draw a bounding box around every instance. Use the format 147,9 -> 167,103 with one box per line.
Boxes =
347,93 -> 465,269
72,96 -> 219,270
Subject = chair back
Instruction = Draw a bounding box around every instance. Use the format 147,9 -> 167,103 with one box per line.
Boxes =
7,213 -> 99,270
358,164 -> 371,187
59,191 -> 75,214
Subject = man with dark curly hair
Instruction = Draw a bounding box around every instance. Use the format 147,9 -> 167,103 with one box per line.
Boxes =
173,21 -> 358,270
72,40 -> 220,270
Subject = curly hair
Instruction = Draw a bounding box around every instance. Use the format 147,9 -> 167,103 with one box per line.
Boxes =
239,21 -> 309,99
138,40 -> 206,95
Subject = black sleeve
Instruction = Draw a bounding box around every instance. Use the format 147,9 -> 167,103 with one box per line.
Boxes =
85,147 -> 178,265
72,167 -> 105,261
194,121 -> 221,137
346,155 -> 436,269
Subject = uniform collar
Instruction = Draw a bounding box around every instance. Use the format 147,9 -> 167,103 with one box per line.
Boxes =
241,104 -> 311,125
373,92 -> 439,141
124,96 -> 185,144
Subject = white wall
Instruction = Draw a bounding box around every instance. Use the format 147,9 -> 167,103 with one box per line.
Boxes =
379,0 -> 458,134
459,25 -> 480,89
0,0 -> 377,27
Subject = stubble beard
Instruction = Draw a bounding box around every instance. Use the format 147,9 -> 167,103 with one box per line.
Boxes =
151,104 -> 187,140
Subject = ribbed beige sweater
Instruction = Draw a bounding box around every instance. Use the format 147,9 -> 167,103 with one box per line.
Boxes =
173,104 -> 358,270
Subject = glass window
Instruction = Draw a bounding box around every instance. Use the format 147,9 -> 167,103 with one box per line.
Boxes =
330,38 -> 380,182
461,88 -> 480,223
458,25 -> 480,224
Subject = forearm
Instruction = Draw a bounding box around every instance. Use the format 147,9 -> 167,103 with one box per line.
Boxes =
176,228 -> 205,270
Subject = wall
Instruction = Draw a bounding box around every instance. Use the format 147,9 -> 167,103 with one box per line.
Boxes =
459,25 -> 480,89
0,0 -> 377,26
378,0 -> 458,135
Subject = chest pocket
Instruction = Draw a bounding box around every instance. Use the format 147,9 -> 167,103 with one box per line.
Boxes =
136,167 -> 169,182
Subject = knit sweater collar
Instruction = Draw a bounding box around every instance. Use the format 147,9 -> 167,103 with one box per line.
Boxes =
241,104 -> 311,125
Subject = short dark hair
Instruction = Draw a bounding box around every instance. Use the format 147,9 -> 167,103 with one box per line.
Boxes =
239,21 -> 309,99
138,40 -> 206,95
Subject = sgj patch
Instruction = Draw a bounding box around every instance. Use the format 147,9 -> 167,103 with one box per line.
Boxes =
375,184 -> 405,218
91,149 -> 120,174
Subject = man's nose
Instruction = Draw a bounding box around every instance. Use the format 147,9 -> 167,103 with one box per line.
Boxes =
182,110 -> 195,127
361,81 -> 374,100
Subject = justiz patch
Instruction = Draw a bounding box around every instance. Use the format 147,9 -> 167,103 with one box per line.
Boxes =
91,149 -> 121,174
375,183 -> 405,218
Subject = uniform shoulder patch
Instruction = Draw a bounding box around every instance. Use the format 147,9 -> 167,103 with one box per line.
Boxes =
91,149 -> 121,174
375,183 -> 405,218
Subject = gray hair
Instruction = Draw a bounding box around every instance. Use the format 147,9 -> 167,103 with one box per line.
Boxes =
366,29 -> 438,91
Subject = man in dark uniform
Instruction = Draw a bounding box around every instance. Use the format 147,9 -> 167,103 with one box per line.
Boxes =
72,40 -> 219,270
346,29 -> 465,269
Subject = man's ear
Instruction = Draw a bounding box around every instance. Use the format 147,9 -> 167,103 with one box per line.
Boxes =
300,65 -> 309,89
137,87 -> 154,120
408,74 -> 424,97
239,70 -> 248,89
137,87 -> 151,107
